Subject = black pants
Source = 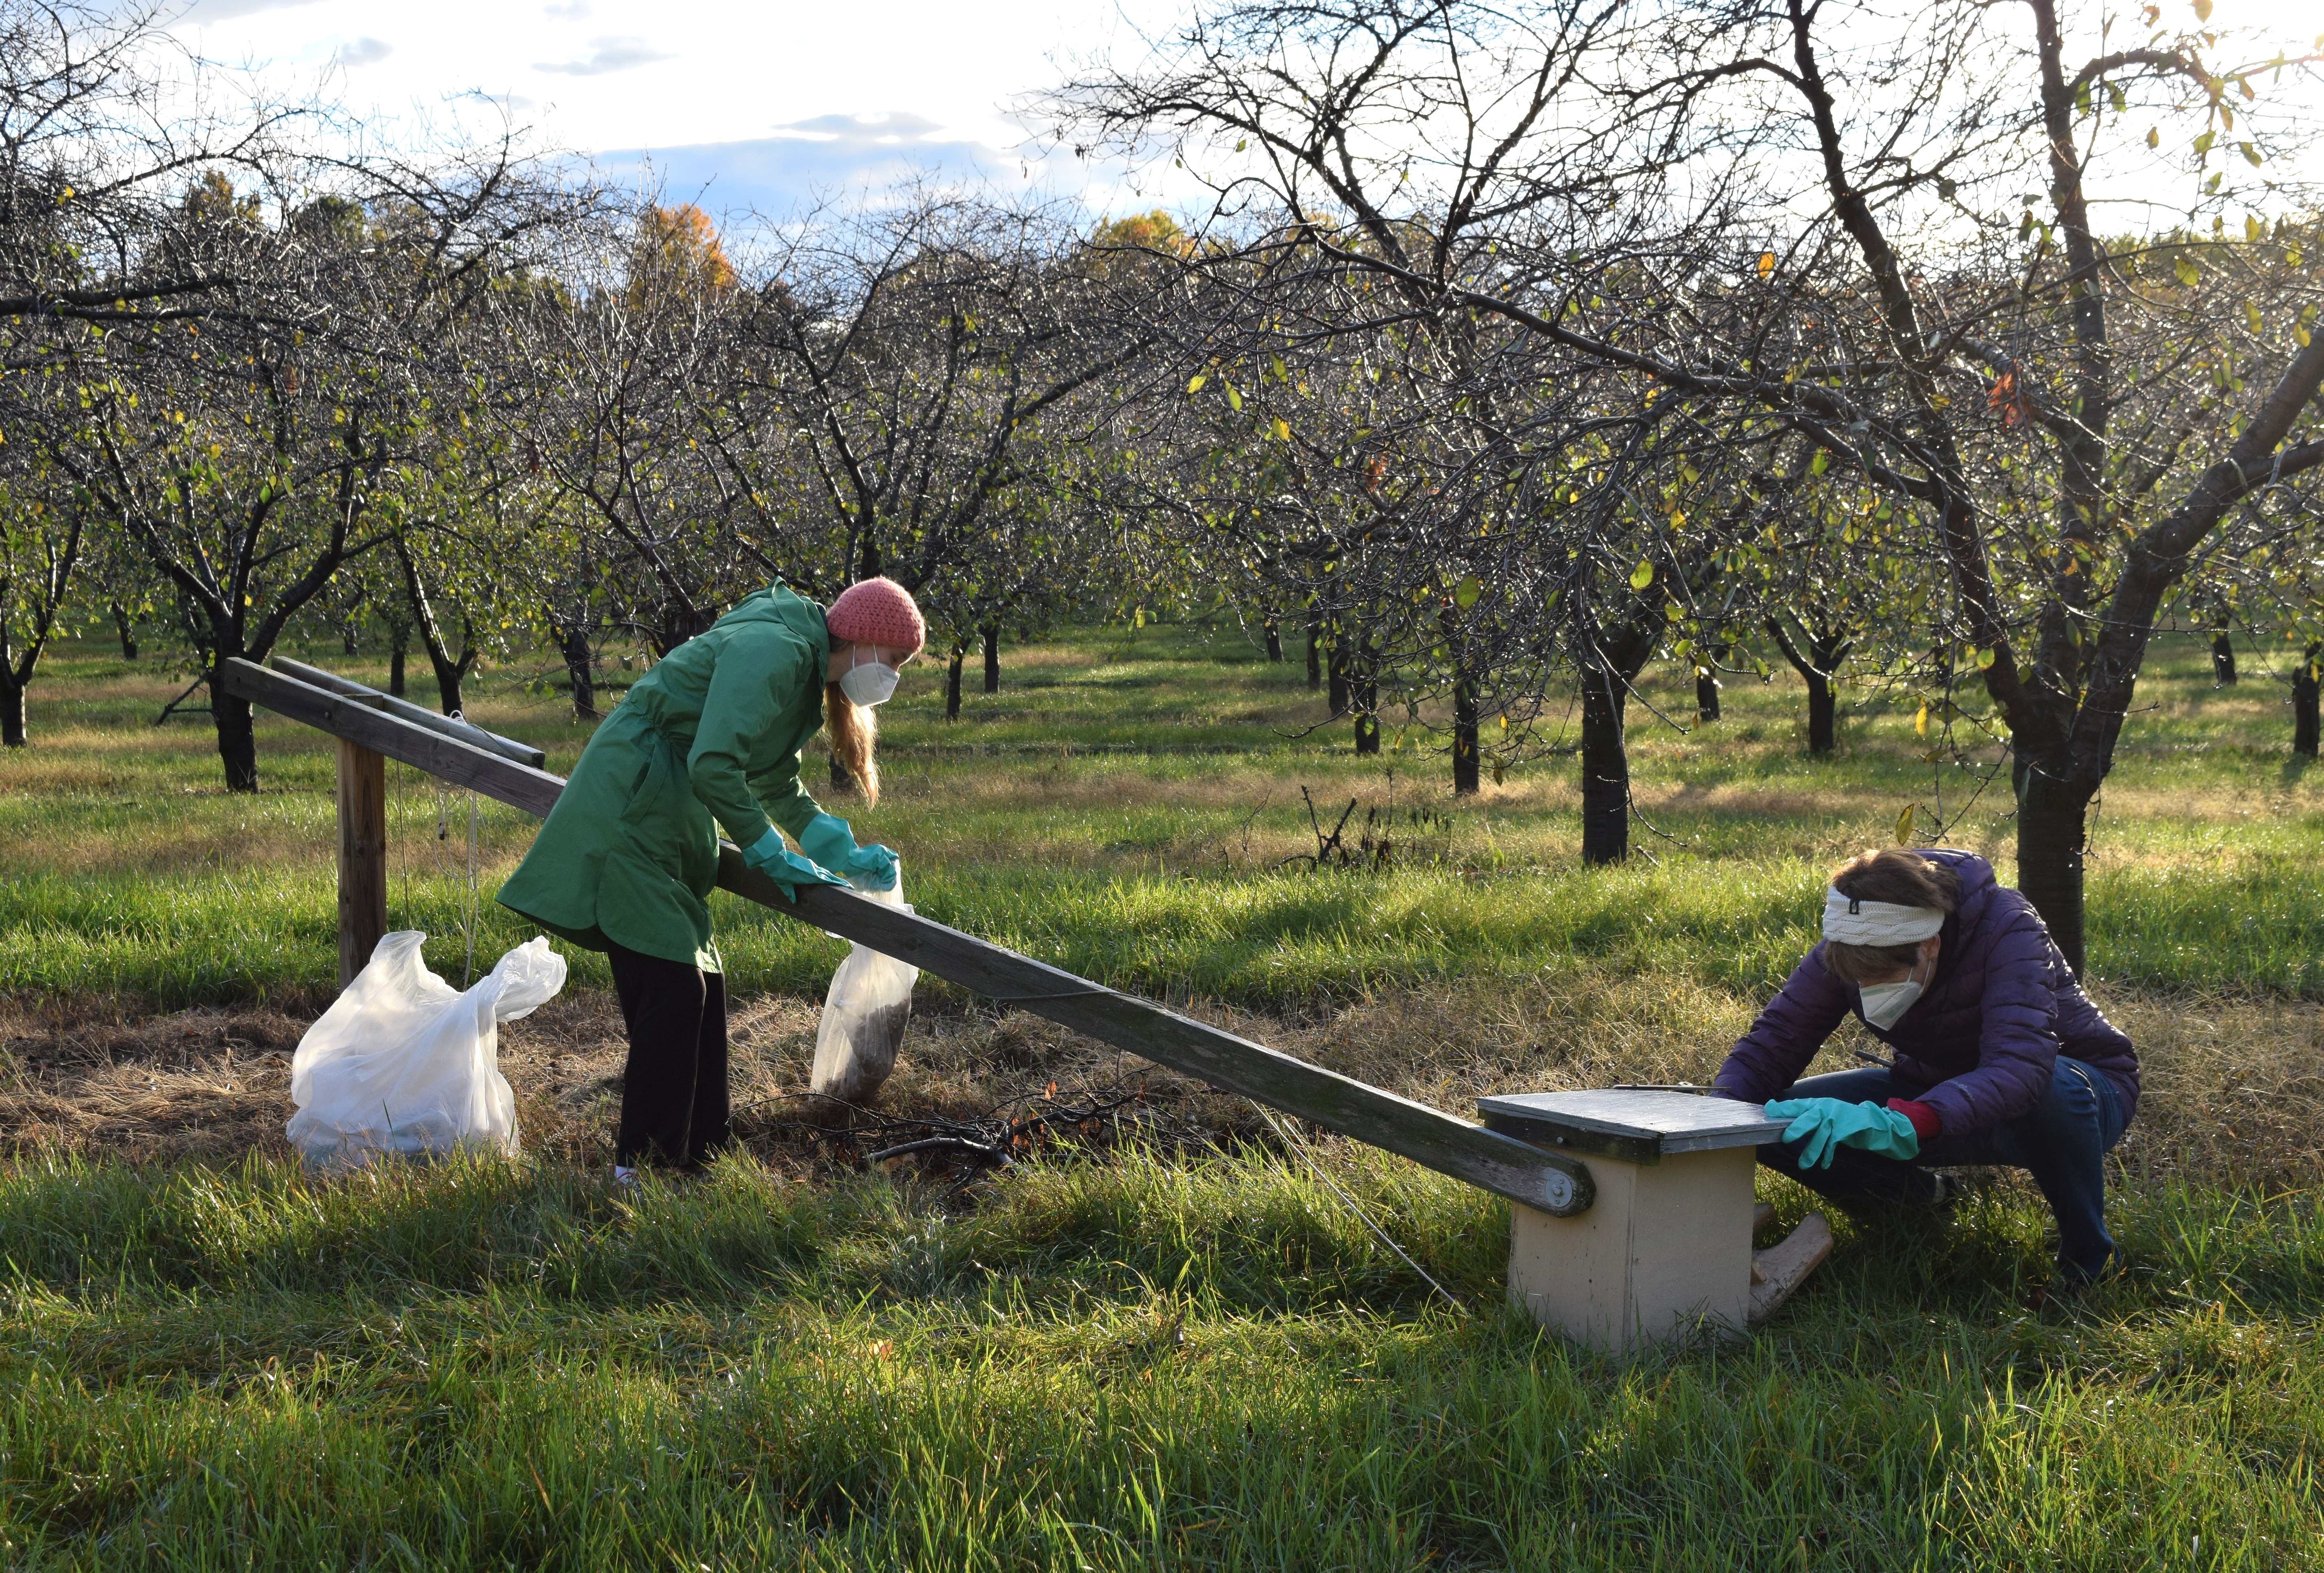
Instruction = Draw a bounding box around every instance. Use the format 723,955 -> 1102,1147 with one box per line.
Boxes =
606,941 -> 730,1169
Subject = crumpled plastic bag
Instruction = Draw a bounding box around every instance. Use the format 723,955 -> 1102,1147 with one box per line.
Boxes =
286,931 -> 565,1167
811,872 -> 918,1105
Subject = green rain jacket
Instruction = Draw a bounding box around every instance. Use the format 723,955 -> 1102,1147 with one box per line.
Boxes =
497,586 -> 833,970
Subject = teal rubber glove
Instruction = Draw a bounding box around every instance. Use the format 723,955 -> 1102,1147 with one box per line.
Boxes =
1762,1097 -> 1921,1168
797,812 -> 899,892
739,827 -> 849,902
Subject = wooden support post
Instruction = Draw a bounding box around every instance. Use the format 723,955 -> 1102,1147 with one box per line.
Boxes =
336,738 -> 388,988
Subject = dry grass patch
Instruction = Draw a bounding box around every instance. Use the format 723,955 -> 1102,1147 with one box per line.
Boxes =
7,978 -> 2315,1195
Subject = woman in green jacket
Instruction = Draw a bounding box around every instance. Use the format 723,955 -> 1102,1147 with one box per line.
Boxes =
499,577 -> 926,1178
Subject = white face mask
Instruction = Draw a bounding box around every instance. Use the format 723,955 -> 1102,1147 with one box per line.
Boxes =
1858,978 -> 1922,1030
1859,953 -> 1932,1030
837,654 -> 900,707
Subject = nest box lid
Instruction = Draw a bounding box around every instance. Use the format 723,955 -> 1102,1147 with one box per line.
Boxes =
1477,1089 -> 1788,1165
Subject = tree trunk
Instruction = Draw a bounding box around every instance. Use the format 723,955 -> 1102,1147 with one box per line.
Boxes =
946,646 -> 965,720
1351,646 -> 1380,755
211,665 -> 259,792
1805,670 -> 1835,755
561,626 -> 597,720
2015,768 -> 2089,979
657,604 -> 712,656
1306,622 -> 1322,691
1766,618 -> 1847,755
112,604 -> 138,661
982,626 -> 1000,693
2211,629 -> 2237,686
431,651 -> 472,718
1578,665 -> 1630,864
1264,621 -> 1283,662
388,624 -> 408,698
1695,663 -> 1720,723
0,670 -> 24,747
1328,639 -> 1349,717
2294,642 -> 2320,757
1452,667 -> 1480,795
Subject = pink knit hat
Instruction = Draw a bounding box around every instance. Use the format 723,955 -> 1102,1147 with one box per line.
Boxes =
825,576 -> 926,657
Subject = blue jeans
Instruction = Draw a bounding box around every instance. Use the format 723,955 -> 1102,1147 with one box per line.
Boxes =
1759,1057 -> 2128,1281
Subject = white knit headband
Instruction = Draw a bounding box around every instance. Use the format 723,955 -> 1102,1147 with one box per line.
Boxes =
1823,886 -> 1945,945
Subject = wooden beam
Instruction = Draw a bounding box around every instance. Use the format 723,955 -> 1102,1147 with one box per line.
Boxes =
223,659 -> 565,815
219,656 -> 1592,1215
335,739 -> 387,988
274,656 -> 546,768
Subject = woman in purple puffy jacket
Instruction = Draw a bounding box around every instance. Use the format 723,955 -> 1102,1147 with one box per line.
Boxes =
1714,847 -> 2139,1282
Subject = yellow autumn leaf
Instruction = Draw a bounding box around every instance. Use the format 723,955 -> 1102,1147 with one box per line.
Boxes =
1270,417 -> 1291,441
1757,252 -> 1775,277
1186,374 -> 1207,394
1914,704 -> 1930,737
1629,560 -> 1654,591
1895,804 -> 1916,846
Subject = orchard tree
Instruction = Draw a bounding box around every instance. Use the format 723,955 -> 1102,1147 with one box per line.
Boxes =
735,194 -> 1157,600
0,451 -> 90,745
1053,0 -> 2324,970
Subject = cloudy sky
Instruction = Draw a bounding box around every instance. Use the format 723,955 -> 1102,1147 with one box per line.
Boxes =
168,0 -> 1187,217
166,0 -> 2322,221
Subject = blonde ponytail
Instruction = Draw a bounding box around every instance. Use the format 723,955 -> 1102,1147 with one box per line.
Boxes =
824,681 -> 879,805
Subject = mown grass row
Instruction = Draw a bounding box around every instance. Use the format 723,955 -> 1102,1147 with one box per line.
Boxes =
4,848 -> 2318,1009
2,1147 -> 2319,1569
5,623 -> 2318,1009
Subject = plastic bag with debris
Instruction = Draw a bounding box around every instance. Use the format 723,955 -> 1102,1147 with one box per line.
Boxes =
811,872 -> 918,1105
286,931 -> 565,1167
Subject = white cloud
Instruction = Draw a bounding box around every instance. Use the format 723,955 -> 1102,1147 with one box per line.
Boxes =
534,35 -> 673,77
174,0 -> 326,19
333,36 -> 392,68
543,0 -> 591,15
595,116 -> 1016,219
774,111 -> 945,145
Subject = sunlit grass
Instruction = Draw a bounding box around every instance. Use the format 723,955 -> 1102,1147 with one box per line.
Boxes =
3,623 -> 2317,1004
0,1147 -> 2318,1568
3,624 -> 2321,1567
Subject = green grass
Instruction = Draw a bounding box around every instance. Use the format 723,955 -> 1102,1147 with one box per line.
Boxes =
2,621 -> 2318,1005
3,1147 -> 2320,1569
4,620 -> 2322,1568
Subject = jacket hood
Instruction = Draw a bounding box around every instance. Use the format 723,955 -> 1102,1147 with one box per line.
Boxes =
1912,848 -> 1996,991
718,585 -> 833,658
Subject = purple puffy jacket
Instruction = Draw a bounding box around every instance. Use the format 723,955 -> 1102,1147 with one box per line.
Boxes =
1714,849 -> 2139,1135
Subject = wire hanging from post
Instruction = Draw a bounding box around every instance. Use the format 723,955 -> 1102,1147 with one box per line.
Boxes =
430,778 -> 482,987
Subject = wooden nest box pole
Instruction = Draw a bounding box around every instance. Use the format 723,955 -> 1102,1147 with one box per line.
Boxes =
334,739 -> 387,988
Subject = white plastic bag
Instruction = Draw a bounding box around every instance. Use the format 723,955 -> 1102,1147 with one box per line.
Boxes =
811,874 -> 918,1104
286,931 -> 566,1167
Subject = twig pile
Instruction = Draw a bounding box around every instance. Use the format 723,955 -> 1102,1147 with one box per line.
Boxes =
746,1076 -> 1190,1189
